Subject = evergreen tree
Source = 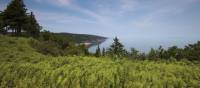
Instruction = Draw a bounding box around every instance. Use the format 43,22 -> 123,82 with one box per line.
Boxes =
25,12 -> 41,38
95,45 -> 101,57
102,48 -> 105,56
129,48 -> 139,59
108,37 -> 126,58
148,48 -> 157,60
167,46 -> 183,60
158,45 -> 164,59
184,41 -> 200,61
3,0 -> 27,36
84,48 -> 89,56
0,11 -> 5,34
138,53 -> 146,60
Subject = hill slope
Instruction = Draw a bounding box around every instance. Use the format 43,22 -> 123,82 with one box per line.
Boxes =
0,36 -> 200,88
55,33 -> 107,45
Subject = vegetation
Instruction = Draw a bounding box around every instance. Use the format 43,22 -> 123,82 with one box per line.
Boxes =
1,0 -> 200,87
30,31 -> 89,56
107,37 -> 127,58
0,35 -> 200,88
55,33 -> 107,44
95,45 -> 101,57
1,0 -> 41,37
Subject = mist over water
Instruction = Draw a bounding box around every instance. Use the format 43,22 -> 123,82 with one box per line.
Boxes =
89,37 -> 200,53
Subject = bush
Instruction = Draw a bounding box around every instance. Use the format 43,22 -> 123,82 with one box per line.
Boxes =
30,39 -> 63,56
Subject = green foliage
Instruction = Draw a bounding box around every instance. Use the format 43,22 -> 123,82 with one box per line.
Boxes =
24,12 -> 41,38
107,37 -> 127,58
148,48 -> 158,60
0,12 -> 5,33
0,36 -> 200,88
102,48 -> 106,56
95,45 -> 101,57
1,0 -> 40,37
166,46 -> 184,60
128,48 -> 139,59
184,41 -> 200,61
30,34 -> 88,56
2,0 -> 27,36
55,33 -> 106,44
158,45 -> 165,59
146,44 -> 200,61
30,39 -> 63,56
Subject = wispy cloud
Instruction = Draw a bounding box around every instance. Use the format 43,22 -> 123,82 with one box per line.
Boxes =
131,0 -> 199,29
34,0 -> 110,25
35,0 -> 72,6
32,9 -> 98,27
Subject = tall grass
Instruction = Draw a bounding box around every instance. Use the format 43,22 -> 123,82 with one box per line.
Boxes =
0,35 -> 200,88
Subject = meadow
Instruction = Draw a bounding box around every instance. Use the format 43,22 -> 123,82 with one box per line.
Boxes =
0,35 -> 200,88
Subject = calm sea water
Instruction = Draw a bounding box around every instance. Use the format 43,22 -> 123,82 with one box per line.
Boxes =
89,37 -> 200,53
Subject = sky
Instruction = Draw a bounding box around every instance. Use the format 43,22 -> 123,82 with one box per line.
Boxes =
0,0 -> 200,40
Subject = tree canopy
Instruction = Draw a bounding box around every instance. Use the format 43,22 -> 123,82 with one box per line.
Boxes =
1,0 -> 41,37
108,37 -> 126,58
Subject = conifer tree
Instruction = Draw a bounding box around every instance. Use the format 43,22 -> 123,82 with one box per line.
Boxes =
0,11 -> 4,33
3,0 -> 27,36
148,48 -> 157,60
158,45 -> 164,59
102,48 -> 105,56
95,45 -> 101,57
130,48 -> 139,59
25,12 -> 41,38
108,37 -> 126,57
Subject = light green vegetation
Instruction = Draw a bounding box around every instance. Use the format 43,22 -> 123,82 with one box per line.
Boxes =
0,35 -> 200,88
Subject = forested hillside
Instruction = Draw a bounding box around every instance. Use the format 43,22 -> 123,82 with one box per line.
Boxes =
0,36 -> 200,88
55,33 -> 107,44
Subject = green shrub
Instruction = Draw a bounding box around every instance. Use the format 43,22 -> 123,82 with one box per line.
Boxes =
30,39 -> 62,56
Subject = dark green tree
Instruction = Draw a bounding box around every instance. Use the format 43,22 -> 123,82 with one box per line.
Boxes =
40,30 -> 54,41
84,48 -> 89,56
108,37 -> 126,58
3,0 -> 27,36
95,45 -> 101,57
129,48 -> 139,59
167,46 -> 183,60
0,11 -> 5,34
138,53 -> 146,60
158,45 -> 164,59
148,48 -> 157,60
102,48 -> 105,56
25,12 -> 41,38
184,41 -> 200,61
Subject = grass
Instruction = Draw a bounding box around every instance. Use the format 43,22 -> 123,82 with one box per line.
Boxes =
0,35 -> 200,88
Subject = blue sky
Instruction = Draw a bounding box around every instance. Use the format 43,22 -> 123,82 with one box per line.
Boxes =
1,0 -> 200,39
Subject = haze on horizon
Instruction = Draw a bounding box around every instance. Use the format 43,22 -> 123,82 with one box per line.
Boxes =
0,0 -> 200,40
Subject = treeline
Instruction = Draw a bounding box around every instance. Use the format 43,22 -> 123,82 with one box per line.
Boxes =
95,37 -> 200,61
30,30 -> 89,56
55,33 -> 107,44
